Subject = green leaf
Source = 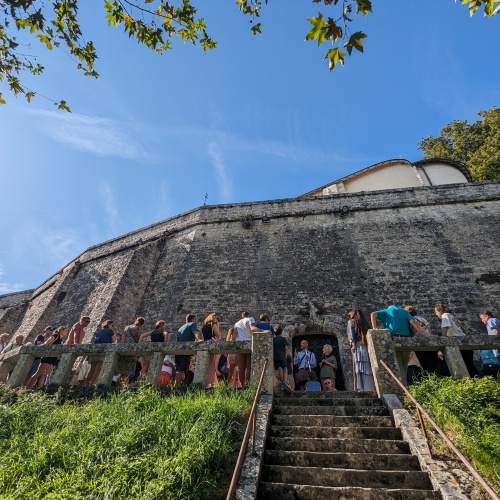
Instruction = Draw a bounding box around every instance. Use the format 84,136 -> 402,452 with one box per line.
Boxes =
461,0 -> 484,17
56,100 -> 71,112
250,22 -> 262,35
344,31 -> 367,55
306,13 -> 328,46
36,33 -> 53,50
324,47 -> 345,70
356,0 -> 372,16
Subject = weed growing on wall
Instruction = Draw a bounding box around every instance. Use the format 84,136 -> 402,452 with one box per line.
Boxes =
0,384 -> 253,499
409,374 -> 500,492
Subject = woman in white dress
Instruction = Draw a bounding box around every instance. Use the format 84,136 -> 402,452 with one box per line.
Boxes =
347,308 -> 376,392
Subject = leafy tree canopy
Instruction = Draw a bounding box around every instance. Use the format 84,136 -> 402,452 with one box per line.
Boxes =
419,107 -> 500,181
1,0 -> 499,110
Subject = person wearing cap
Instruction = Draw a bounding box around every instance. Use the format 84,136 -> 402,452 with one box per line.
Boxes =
66,316 -> 91,345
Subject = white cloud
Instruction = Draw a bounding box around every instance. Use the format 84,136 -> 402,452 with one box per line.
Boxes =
207,142 -> 232,203
99,182 -> 118,231
13,224 -> 84,273
30,110 -> 149,161
151,125 -> 361,166
0,263 -> 25,295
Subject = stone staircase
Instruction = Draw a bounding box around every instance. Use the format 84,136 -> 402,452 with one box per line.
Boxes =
256,391 -> 441,499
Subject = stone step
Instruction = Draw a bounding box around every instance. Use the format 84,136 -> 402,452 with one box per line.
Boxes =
273,405 -> 390,416
274,397 -> 385,407
261,465 -> 433,490
264,451 -> 421,471
257,482 -> 442,499
269,425 -> 403,440
271,414 -> 395,427
266,437 -> 410,454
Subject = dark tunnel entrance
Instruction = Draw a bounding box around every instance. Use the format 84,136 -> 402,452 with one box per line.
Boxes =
292,333 -> 345,390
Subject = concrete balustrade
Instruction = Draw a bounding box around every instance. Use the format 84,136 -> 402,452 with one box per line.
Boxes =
367,330 -> 500,397
0,339 -> 276,391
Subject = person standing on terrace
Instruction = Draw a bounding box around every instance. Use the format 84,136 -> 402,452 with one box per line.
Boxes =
371,304 -> 426,383
84,320 -> 115,386
255,313 -> 275,335
479,310 -> 499,358
175,314 -> 204,387
66,316 -> 91,345
348,308 -> 375,391
234,312 -> 271,387
27,326 -> 68,388
434,304 -> 477,377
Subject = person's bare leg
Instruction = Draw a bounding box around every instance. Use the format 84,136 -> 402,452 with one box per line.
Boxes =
227,365 -> 235,386
175,371 -> 185,387
89,361 -> 103,385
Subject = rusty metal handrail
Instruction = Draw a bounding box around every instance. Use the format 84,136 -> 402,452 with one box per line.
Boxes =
226,358 -> 269,500
379,358 -> 500,500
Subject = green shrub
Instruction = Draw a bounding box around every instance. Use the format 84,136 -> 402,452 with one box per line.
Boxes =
0,384 -> 253,499
409,374 -> 500,491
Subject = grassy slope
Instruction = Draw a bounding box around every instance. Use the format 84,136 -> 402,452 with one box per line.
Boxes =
0,385 -> 253,499
409,375 -> 500,493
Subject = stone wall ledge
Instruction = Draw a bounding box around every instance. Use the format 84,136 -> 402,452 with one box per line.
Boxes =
0,340 -> 251,363
390,334 -> 500,351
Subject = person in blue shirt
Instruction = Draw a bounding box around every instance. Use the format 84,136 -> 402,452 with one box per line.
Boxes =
479,310 -> 500,358
85,319 -> 114,386
255,313 -> 275,335
293,339 -> 317,390
305,370 -> 321,391
479,350 -> 500,376
175,314 -> 204,387
370,305 -> 425,337
370,304 -> 425,385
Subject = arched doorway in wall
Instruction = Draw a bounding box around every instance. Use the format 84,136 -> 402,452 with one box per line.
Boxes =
292,333 -> 345,390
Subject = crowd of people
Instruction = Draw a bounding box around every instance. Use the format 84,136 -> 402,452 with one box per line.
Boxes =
0,305 -> 498,390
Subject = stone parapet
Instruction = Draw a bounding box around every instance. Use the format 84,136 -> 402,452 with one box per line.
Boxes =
0,339 -> 265,389
368,331 -> 499,396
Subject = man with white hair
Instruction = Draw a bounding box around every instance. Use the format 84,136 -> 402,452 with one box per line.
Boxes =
319,344 -> 337,390
2,334 -> 25,353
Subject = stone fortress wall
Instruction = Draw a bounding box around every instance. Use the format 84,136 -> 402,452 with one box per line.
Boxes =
1,180 -> 499,388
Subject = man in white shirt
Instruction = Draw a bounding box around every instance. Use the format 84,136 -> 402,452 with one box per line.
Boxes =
234,311 -> 271,387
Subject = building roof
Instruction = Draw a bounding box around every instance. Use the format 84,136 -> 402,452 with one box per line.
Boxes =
300,158 -> 472,197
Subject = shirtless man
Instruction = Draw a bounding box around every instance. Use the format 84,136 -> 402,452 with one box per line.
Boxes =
66,316 -> 91,344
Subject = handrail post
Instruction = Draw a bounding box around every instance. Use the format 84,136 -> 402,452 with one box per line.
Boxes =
367,329 -> 403,396
416,406 -> 432,459
251,332 -> 274,395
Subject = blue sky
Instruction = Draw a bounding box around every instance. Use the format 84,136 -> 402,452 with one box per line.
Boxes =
1,0 -> 499,294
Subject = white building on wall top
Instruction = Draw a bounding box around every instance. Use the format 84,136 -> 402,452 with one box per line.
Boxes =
301,158 -> 472,197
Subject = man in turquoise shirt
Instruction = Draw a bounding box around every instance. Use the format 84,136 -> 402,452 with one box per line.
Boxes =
370,305 -> 426,385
